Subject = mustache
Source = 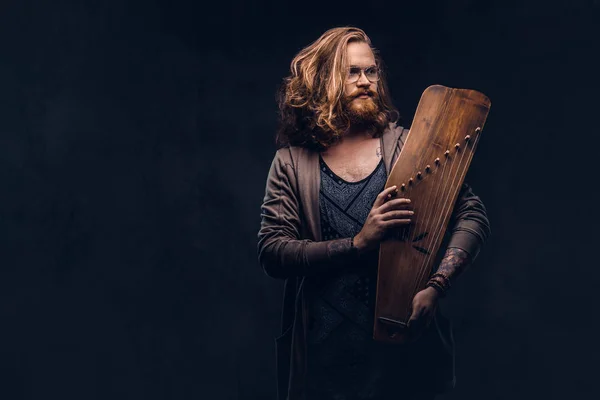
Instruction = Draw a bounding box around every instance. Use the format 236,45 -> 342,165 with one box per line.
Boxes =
350,89 -> 377,99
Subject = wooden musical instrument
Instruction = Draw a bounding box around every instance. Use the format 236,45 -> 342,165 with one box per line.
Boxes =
374,84 -> 491,343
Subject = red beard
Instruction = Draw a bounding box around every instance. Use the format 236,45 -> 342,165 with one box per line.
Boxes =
343,90 -> 380,125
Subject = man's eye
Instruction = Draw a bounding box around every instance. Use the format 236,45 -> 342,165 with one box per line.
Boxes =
349,68 -> 361,75
365,67 -> 377,75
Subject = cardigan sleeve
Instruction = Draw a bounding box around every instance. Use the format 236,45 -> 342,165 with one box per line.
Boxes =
446,182 -> 491,260
257,149 -> 357,279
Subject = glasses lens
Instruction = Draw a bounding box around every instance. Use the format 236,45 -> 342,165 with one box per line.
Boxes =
348,67 -> 361,82
365,67 -> 379,82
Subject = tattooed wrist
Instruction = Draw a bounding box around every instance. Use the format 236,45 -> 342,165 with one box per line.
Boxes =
436,247 -> 472,282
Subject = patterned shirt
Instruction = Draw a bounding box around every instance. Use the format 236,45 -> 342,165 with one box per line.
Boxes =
306,154 -> 388,400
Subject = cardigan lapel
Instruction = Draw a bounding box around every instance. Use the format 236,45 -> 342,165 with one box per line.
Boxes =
382,122 -> 405,175
290,146 -> 321,242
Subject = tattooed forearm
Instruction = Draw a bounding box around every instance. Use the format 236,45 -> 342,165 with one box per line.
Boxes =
326,237 -> 353,259
436,248 -> 472,282
427,247 -> 472,296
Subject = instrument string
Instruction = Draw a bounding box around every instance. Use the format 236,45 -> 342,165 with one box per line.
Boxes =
413,137 -> 458,294
404,138 -> 452,317
405,96 -> 452,265
412,159 -> 442,265
396,168 -> 422,318
401,97 -> 450,256
399,168 -> 419,249
415,129 -> 480,292
389,165 -> 429,319
436,131 -> 481,252
399,167 -> 418,241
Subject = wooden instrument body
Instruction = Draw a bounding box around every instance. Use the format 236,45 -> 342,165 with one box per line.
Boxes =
374,85 -> 491,343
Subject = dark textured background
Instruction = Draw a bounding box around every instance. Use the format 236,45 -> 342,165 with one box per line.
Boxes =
0,0 -> 598,399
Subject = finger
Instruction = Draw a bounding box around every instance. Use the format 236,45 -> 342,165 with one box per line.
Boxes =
382,219 -> 412,228
373,185 -> 398,208
380,210 -> 415,221
408,313 -> 422,329
407,305 -> 423,326
377,198 -> 412,214
416,309 -> 433,330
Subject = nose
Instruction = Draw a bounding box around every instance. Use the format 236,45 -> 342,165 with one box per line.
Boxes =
356,71 -> 370,87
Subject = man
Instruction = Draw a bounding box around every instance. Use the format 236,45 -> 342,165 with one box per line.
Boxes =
258,27 -> 490,400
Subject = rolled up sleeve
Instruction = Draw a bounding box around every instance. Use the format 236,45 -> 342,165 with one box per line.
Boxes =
446,183 -> 491,260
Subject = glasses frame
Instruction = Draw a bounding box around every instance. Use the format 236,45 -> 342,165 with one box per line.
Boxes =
346,65 -> 380,84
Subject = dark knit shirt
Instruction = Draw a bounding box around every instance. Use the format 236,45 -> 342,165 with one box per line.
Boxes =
306,155 -> 387,400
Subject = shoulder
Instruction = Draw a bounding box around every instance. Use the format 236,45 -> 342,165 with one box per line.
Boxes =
271,146 -> 295,170
386,121 -> 408,137
398,124 -> 409,143
274,145 -> 317,170
269,147 -> 302,184
382,122 -> 409,149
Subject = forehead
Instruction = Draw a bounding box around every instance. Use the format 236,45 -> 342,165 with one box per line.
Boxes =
346,41 -> 375,66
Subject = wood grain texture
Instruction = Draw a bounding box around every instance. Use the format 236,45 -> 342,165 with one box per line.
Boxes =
374,85 -> 491,343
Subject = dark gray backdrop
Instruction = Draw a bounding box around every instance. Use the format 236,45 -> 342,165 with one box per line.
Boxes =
0,0 -> 598,399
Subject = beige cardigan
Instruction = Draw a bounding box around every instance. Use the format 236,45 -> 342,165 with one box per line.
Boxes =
258,123 -> 490,399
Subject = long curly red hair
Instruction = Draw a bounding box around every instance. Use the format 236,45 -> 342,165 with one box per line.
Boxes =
276,27 -> 398,150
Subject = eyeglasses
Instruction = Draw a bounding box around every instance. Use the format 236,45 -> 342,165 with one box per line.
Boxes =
346,66 -> 380,83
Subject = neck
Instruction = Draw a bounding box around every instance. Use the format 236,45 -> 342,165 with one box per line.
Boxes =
340,125 -> 374,143
324,126 -> 377,155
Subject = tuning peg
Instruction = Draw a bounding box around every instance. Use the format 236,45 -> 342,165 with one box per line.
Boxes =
408,178 -> 414,185
434,158 -> 440,165
425,165 -> 431,172
417,171 -> 422,179
455,143 -> 460,150
465,135 -> 471,142
444,150 -> 450,157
